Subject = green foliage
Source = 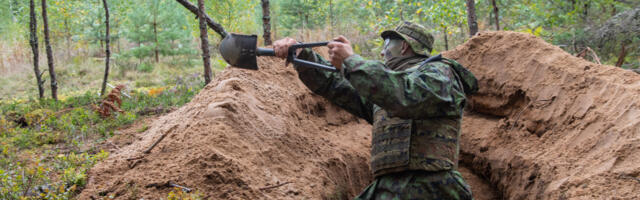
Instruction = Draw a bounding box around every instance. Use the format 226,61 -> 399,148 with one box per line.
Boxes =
0,80 -> 201,199
0,0 -> 28,39
137,62 -> 155,73
205,0 -> 260,38
277,0 -> 326,34
123,0 -> 196,61
0,147 -> 108,199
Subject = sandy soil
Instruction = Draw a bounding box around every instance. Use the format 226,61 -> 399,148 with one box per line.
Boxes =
80,55 -> 373,199
80,31 -> 640,199
445,31 -> 640,199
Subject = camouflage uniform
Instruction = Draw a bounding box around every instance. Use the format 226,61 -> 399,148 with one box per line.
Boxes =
294,22 -> 478,200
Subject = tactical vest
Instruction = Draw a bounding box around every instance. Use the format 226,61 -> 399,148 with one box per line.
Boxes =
370,59 -> 466,177
370,106 -> 461,177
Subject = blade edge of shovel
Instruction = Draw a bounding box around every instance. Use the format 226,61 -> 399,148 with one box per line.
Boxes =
219,33 -> 259,70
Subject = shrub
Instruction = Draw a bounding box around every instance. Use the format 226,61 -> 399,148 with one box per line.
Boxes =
137,63 -> 155,73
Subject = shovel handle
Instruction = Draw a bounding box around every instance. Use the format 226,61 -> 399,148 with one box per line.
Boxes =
292,58 -> 338,72
287,42 -> 337,72
255,42 -> 328,57
257,47 -> 275,56
290,42 -> 329,49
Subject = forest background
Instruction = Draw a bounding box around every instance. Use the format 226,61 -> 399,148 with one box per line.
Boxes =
0,0 -> 638,199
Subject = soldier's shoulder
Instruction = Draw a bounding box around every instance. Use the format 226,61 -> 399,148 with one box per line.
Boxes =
412,61 -> 454,75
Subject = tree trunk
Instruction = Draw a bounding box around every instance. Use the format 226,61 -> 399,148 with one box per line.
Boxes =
198,0 -> 212,85
459,22 -> 466,40
582,2 -> 590,23
10,0 -> 16,22
64,18 -> 71,59
175,0 -> 227,38
153,2 -> 159,63
491,0 -> 500,30
300,11 -> 305,38
273,13 -> 278,39
443,27 -> 449,51
466,0 -> 478,37
488,6 -> 493,27
329,0 -> 333,35
399,4 -> 405,21
304,14 -> 309,39
615,43 -> 627,67
100,0 -> 111,96
29,0 -> 44,99
261,0 -> 272,45
42,0 -> 57,100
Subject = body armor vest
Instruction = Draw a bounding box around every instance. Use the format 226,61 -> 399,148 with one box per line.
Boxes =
370,105 -> 461,177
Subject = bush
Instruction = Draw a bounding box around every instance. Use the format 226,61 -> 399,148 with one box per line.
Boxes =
137,63 -> 155,73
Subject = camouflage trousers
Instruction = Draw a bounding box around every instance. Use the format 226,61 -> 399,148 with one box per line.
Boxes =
353,170 -> 473,200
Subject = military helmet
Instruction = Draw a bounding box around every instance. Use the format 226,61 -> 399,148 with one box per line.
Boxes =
381,21 -> 434,56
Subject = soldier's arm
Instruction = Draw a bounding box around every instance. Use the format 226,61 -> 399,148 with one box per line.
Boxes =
294,49 -> 374,123
341,55 -> 464,119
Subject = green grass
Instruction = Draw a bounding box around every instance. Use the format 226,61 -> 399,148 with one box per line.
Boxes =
0,46 -> 224,198
0,81 -> 203,198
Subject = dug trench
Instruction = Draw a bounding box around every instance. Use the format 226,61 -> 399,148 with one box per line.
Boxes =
80,31 -> 640,199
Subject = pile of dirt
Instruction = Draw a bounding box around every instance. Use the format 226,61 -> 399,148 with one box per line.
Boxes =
79,55 -> 373,199
444,31 -> 640,199
81,31 -> 639,199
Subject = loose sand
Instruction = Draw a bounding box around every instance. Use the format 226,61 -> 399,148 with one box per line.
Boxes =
80,31 -> 640,199
446,31 -> 640,199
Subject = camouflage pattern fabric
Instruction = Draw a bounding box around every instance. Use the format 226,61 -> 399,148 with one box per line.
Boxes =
340,54 -> 468,119
381,21 -> 435,56
294,48 -> 477,200
353,170 -> 473,200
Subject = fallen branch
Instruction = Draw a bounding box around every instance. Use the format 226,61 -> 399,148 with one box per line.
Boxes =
146,181 -> 192,192
143,132 -> 168,154
107,141 -> 120,150
136,106 -> 172,116
620,174 -> 640,184
98,180 -> 121,196
128,159 -> 142,169
126,155 -> 144,161
125,125 -> 177,162
259,181 -> 292,190
144,124 -> 178,154
576,47 -> 601,65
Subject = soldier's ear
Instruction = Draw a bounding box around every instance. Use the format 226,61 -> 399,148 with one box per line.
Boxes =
401,41 -> 413,55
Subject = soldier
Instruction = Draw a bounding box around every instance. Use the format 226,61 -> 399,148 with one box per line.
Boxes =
273,21 -> 478,200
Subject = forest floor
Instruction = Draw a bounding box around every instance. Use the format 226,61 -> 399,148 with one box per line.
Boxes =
77,31 -> 640,199
0,51 -> 226,198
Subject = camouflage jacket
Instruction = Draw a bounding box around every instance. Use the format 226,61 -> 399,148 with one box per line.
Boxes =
295,49 -> 478,177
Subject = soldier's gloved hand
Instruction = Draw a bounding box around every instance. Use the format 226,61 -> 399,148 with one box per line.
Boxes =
328,35 -> 354,71
273,37 -> 298,59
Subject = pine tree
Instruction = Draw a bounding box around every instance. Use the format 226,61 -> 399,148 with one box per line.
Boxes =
197,0 -> 211,85
100,0 -> 111,96
125,0 -> 194,64
29,0 -> 44,99
42,0 -> 58,100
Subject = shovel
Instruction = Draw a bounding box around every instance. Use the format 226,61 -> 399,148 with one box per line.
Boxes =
219,33 -> 337,72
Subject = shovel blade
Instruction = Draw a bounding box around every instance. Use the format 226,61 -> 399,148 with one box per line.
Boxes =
219,33 -> 259,70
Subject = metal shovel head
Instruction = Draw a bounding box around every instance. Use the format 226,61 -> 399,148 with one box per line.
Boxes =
219,33 -> 259,70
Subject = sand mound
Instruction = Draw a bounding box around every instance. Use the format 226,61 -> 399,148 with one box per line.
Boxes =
444,31 -> 640,199
81,31 -> 639,199
79,54 -> 374,199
